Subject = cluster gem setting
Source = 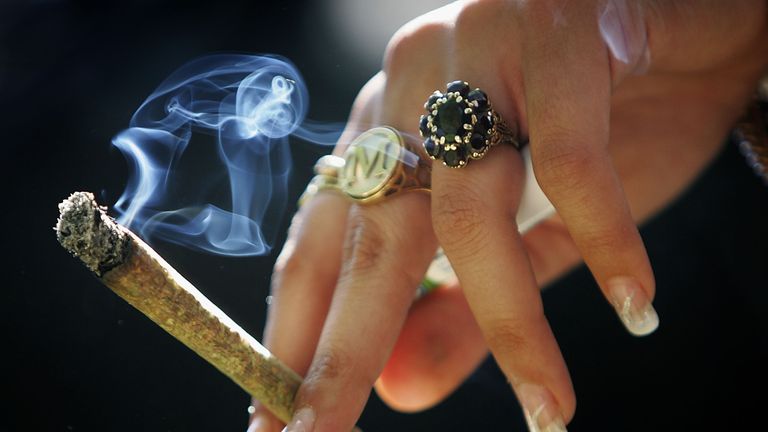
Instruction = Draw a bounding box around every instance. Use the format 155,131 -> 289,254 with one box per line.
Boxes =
419,80 -> 497,168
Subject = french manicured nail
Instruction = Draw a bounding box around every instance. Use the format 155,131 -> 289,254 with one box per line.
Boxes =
607,277 -> 659,336
282,407 -> 315,432
517,384 -> 567,432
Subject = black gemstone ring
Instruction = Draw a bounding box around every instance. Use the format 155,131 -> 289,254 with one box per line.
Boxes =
419,81 -> 521,168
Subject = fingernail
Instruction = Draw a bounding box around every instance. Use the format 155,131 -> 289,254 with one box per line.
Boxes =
282,407 -> 315,432
247,412 -> 268,432
607,277 -> 659,336
597,0 -> 650,73
517,384 -> 567,432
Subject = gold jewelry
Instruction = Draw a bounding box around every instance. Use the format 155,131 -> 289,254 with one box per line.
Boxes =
297,173 -> 339,207
339,127 -> 430,203
296,155 -> 345,207
420,80 -> 522,168
314,154 -> 345,178
299,127 -> 431,206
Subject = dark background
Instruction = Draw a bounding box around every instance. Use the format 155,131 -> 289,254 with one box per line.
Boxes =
4,1 -> 768,431
2,0 -> 374,430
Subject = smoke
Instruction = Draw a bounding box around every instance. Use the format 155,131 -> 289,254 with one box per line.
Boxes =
112,54 -> 341,256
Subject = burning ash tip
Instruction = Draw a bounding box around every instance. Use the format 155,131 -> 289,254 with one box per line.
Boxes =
56,192 -> 130,275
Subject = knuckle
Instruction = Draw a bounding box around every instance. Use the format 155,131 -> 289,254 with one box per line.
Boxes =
272,238 -> 299,276
342,208 -> 387,274
431,186 -> 489,256
453,0 -> 502,37
516,0 -> 567,24
299,348 -> 350,400
453,1 -> 483,35
579,224 -> 637,259
483,318 -> 530,359
348,72 -> 385,123
269,251 -> 307,295
383,19 -> 446,78
532,139 -> 596,195
300,344 -> 378,405
270,239 -> 338,297
306,348 -> 350,383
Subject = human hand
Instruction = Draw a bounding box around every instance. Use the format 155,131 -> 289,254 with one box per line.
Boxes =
249,1 -> 768,431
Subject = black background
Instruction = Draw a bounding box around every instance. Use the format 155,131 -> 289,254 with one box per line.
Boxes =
4,1 -> 768,431
3,0 -> 371,430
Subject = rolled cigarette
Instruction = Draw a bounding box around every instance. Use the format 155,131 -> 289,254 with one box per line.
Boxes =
55,192 -> 301,424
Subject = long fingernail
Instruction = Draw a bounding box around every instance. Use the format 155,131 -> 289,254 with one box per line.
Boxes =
598,0 -> 650,73
282,407 -> 315,432
517,384 -> 567,432
607,277 -> 659,336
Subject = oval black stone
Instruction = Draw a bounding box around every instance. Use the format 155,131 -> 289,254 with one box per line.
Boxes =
474,118 -> 488,135
424,138 -> 442,158
469,133 -> 486,151
443,145 -> 467,167
419,115 -> 431,138
436,98 -> 465,142
467,89 -> 489,112
446,81 -> 470,97
426,92 -> 442,110
478,114 -> 494,133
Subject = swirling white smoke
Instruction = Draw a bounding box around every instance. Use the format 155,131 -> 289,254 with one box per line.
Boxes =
112,54 -> 340,256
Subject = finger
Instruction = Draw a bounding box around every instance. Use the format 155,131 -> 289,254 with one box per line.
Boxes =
249,193 -> 351,432
265,194 -> 350,372
375,282 -> 488,413
374,218 -> 581,416
520,3 -> 657,336
374,220 -> 582,416
249,76 -> 384,432
522,216 -> 582,288
287,193 -> 438,432
432,145 -> 574,431
374,199 -> 576,413
281,35 -> 446,430
248,400 -> 281,432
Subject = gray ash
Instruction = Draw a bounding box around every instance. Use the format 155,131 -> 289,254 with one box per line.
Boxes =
56,192 -> 130,276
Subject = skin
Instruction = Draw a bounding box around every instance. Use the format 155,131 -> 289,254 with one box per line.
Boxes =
249,1 -> 768,430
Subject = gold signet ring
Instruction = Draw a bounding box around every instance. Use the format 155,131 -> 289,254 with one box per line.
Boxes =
299,127 -> 431,206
